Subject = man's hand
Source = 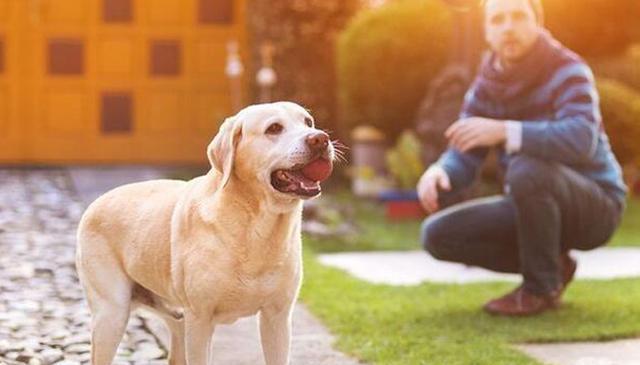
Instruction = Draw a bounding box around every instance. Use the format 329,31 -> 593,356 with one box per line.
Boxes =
445,117 -> 506,152
417,165 -> 451,213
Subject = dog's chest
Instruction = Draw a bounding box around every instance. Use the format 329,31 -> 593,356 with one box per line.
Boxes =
212,269 -> 292,324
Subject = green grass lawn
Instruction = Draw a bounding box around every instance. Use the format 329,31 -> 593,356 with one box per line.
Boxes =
300,193 -> 640,364
305,189 -> 422,252
300,250 -> 640,365
609,198 -> 640,247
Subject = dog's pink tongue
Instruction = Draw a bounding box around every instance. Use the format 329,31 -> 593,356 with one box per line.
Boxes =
301,158 -> 333,182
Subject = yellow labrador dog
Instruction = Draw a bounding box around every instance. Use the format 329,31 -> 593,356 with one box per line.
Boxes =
76,102 -> 334,365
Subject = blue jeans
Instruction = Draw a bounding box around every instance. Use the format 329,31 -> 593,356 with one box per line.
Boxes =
421,155 -> 624,294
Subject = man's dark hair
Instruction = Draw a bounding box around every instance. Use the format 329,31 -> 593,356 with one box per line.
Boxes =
482,0 -> 544,25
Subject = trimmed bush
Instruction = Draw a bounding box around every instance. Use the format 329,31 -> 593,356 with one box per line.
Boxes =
544,0 -> 639,57
592,45 -> 640,92
598,78 -> 640,165
337,0 -> 452,141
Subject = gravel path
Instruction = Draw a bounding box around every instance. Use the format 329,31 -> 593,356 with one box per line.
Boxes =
0,169 -> 167,365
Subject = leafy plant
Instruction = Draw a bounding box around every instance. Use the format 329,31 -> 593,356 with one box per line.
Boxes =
597,78 -> 640,166
385,130 -> 425,190
591,45 -> 640,91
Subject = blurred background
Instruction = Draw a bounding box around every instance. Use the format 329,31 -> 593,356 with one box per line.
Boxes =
0,0 -> 638,192
0,1 -> 639,363
0,0 -> 638,232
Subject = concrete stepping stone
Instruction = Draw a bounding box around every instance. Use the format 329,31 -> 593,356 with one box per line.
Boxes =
318,248 -> 640,285
516,338 -> 640,365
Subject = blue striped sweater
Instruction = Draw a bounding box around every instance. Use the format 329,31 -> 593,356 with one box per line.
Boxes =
437,31 -> 627,206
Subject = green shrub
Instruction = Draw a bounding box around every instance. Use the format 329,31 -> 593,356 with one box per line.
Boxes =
386,130 -> 425,190
598,78 -> 640,165
544,0 -> 639,57
337,0 -> 452,141
591,44 -> 640,91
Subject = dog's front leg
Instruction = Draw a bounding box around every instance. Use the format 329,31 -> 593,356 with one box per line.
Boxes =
259,303 -> 294,365
184,312 -> 215,365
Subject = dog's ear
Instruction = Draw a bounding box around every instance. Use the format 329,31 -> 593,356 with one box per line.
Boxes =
207,116 -> 242,188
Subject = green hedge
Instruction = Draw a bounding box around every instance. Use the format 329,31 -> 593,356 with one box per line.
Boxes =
598,78 -> 640,165
337,0 -> 452,141
544,0 -> 639,57
592,45 -> 640,92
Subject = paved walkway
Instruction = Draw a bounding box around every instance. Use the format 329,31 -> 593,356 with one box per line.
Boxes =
516,339 -> 640,365
317,249 -> 640,285
145,305 -> 360,365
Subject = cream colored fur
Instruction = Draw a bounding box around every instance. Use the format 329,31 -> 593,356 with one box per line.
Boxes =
76,102 -> 333,365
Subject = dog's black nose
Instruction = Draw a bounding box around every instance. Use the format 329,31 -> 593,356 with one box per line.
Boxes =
305,132 -> 329,152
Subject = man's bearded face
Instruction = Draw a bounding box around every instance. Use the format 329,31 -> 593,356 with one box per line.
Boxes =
484,0 -> 541,64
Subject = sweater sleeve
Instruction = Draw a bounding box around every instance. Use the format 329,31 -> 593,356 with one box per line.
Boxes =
435,84 -> 489,191
437,147 -> 488,191
519,62 -> 600,164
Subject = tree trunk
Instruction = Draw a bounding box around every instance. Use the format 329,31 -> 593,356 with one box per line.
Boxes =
246,0 -> 361,139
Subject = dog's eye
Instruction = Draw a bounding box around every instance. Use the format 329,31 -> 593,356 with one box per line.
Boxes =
266,123 -> 284,135
304,117 -> 313,127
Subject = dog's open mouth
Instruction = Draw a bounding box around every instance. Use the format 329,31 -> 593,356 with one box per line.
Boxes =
270,158 -> 333,198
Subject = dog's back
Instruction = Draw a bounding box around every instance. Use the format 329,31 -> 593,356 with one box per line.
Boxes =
76,179 -> 187,304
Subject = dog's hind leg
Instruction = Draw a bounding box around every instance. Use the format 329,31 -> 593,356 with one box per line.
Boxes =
77,237 -> 133,365
90,300 -> 131,365
81,275 -> 132,365
84,271 -> 133,365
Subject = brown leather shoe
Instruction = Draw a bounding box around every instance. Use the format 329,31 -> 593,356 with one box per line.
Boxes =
484,254 -> 576,316
560,253 -> 577,293
483,286 -> 561,316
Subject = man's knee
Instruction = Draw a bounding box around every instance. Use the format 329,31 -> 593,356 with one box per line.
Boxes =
505,155 -> 558,198
421,214 -> 455,260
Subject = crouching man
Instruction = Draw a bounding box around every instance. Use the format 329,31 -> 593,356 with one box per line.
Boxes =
418,0 -> 627,316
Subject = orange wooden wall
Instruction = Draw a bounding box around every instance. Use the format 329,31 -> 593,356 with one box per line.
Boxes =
0,0 -> 247,164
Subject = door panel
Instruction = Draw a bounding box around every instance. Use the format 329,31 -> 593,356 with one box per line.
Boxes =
0,0 -> 246,163
143,90 -> 185,133
42,0 -> 89,24
43,90 -> 90,134
146,0 -> 187,26
0,1 -> 25,162
195,90 -> 231,132
97,38 -> 136,76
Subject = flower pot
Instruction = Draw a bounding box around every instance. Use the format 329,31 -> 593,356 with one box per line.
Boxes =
378,190 -> 426,221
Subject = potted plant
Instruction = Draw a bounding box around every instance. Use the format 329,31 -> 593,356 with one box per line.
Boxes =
379,130 -> 427,220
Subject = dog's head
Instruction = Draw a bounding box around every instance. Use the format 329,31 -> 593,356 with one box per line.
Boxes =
207,102 -> 335,203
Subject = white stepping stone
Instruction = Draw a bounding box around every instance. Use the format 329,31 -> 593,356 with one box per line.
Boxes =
317,247 -> 640,285
516,338 -> 640,365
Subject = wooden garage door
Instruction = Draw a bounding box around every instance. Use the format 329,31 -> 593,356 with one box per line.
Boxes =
0,1 -> 25,161
1,0 -> 246,164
